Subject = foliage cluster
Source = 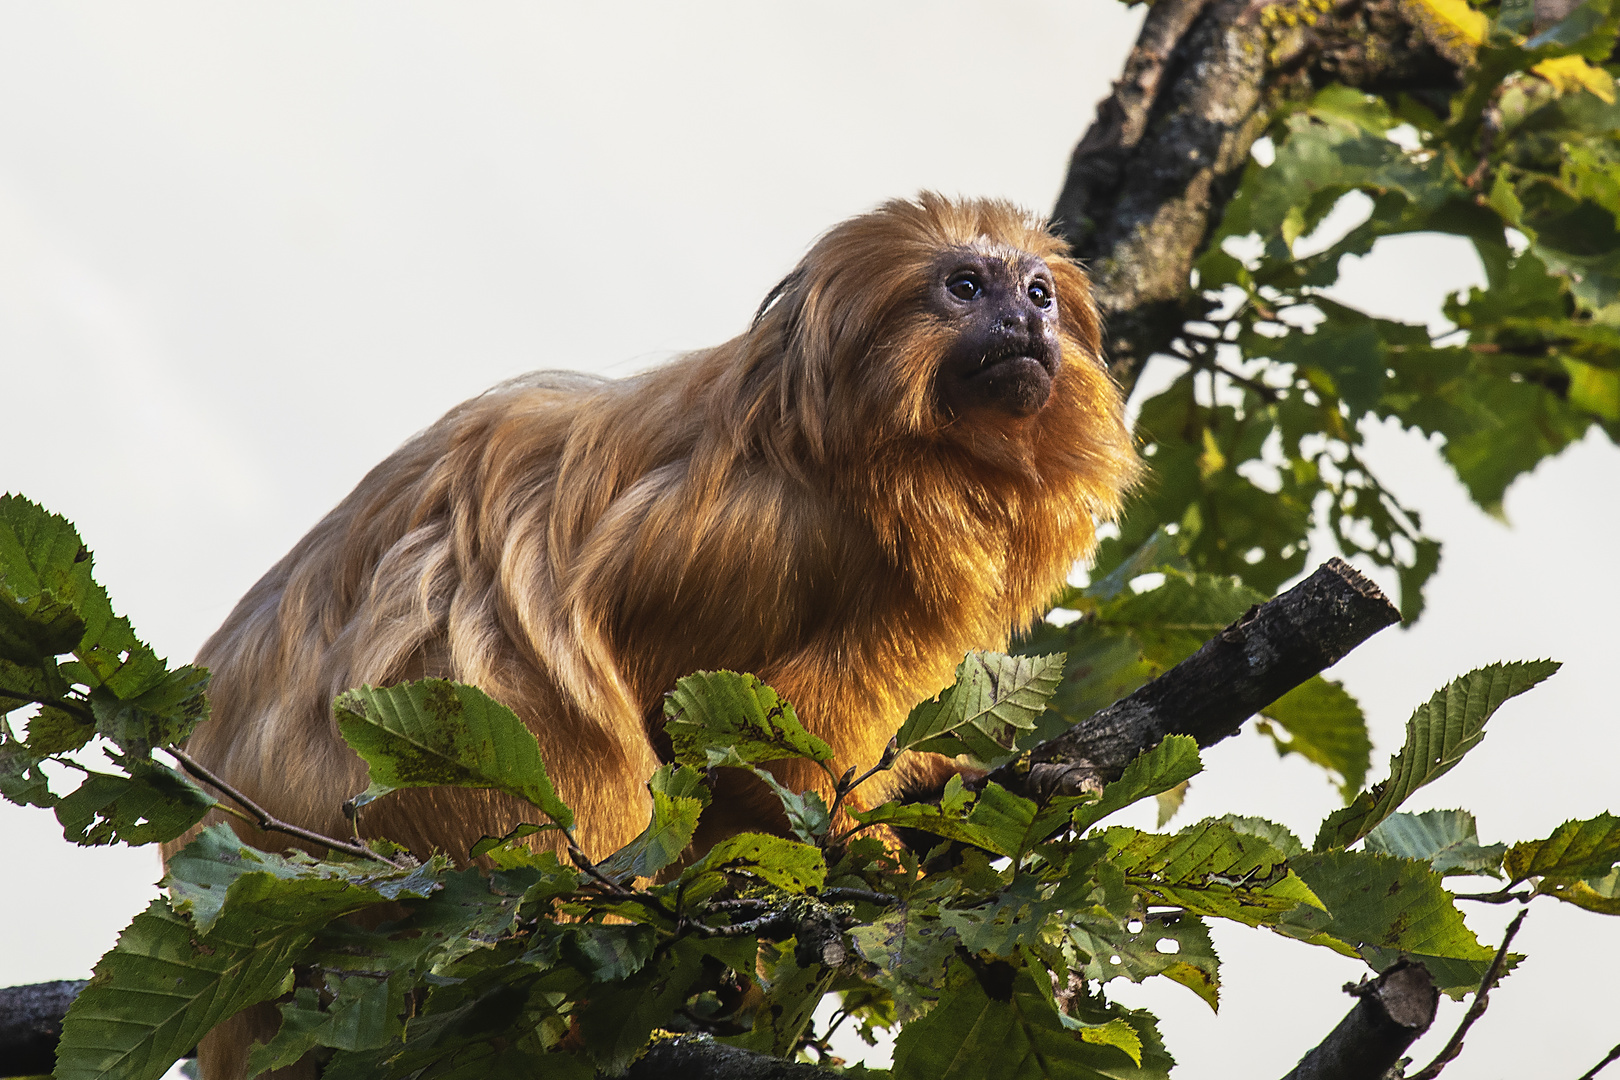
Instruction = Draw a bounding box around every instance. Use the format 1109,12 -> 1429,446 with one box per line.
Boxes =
1115,0 -> 1620,625
4,496 -> 1617,1080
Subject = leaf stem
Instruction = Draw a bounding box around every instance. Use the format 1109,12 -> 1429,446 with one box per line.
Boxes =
823,739 -> 897,842
1407,908 -> 1527,1080
169,747 -> 408,868
1452,886 -> 1532,904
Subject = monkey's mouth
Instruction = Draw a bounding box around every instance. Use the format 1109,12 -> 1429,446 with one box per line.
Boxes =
943,343 -> 1057,419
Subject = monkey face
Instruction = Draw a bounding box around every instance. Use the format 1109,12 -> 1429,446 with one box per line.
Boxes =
930,246 -> 1062,420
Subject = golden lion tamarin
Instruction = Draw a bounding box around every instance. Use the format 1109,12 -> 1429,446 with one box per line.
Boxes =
172,191 -> 1136,873
170,192 -> 1138,1080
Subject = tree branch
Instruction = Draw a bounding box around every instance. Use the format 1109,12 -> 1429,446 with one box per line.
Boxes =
1278,960 -> 1440,1080
986,557 -> 1401,798
169,747 -> 408,868
0,980 -> 87,1077
1055,0 -> 1461,396
1407,908 -> 1528,1080
626,1035 -> 835,1079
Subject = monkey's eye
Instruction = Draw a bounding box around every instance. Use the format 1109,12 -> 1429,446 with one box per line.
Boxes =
946,273 -> 983,301
1028,281 -> 1053,308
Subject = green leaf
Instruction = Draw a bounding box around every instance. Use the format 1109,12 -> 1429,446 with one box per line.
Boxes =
573,938 -> 713,1074
1365,810 -> 1507,877
852,774 -> 1008,855
1071,736 -> 1204,836
0,494 -> 98,665
849,904 -> 962,1022
54,759 -> 215,847
247,975 -> 402,1076
1314,661 -> 1560,850
1070,911 -> 1221,1012
55,900 -> 306,1080
1100,820 -> 1323,929
890,960 -> 1170,1080
1537,867 -> 1620,914
1289,850 -> 1502,996
663,670 -> 832,768
594,764 -> 709,882
1215,815 -> 1306,858
897,651 -> 1065,766
1504,812 -> 1620,883
725,945 -> 835,1057
681,831 -> 827,894
58,832 -> 431,1080
1257,676 -> 1372,798
561,922 -> 659,982
334,679 -> 573,828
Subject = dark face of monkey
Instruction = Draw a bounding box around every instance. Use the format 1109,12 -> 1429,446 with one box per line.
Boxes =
930,246 -> 1062,419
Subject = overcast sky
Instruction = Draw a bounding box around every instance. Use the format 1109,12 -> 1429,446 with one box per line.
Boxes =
2,4 -> 1617,1077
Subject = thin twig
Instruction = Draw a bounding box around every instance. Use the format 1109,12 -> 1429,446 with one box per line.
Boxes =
1452,887 -> 1532,904
820,887 -> 896,906
686,908 -> 796,939
1578,1042 -> 1620,1080
825,740 -> 899,846
170,747 -> 409,868
1407,908 -> 1528,1080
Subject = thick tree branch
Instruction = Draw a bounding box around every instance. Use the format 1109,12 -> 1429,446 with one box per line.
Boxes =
1056,0 -> 1461,396
987,557 -> 1401,798
0,980 -> 88,1077
1278,961 -> 1440,1080
629,1035 -> 837,1080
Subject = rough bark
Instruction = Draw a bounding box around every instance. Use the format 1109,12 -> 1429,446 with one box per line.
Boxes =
1279,961 -> 1440,1080
1057,0 -> 1461,396
626,1037 -> 836,1080
987,557 -> 1401,798
0,980 -> 88,1076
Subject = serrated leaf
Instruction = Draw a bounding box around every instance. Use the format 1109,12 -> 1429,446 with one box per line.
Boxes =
1100,820 -> 1323,929
681,831 -> 826,893
1365,810 -> 1507,877
1070,911 -> 1221,1012
55,900 -> 307,1080
897,651 -> 1065,766
1258,676 -> 1371,798
1071,735 -> 1204,836
59,840 -> 427,1080
334,679 -> 573,828
1538,867 -> 1620,914
247,975 -> 401,1076
1504,812 -> 1620,883
594,764 -> 709,882
890,960 -> 1170,1080
849,905 -> 961,1022
1215,815 -> 1305,858
663,670 -> 832,768
852,774 -> 1006,854
1315,661 -> 1559,850
53,760 -> 215,847
1288,850 -> 1501,996
725,945 -> 835,1057
1154,782 -> 1189,829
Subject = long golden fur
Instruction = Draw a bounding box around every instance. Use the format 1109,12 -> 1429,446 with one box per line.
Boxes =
173,192 -> 1136,871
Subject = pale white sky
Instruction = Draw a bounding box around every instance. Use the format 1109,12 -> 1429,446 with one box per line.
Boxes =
1,4 -> 1616,1077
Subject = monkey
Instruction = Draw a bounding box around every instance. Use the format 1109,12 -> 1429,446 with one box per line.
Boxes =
166,194 -> 1137,1077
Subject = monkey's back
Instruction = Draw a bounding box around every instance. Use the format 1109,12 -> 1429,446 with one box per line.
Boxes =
177,368 -> 689,859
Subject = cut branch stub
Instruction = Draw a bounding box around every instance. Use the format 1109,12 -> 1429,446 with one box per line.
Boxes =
1279,960 -> 1440,1080
989,558 -> 1400,797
